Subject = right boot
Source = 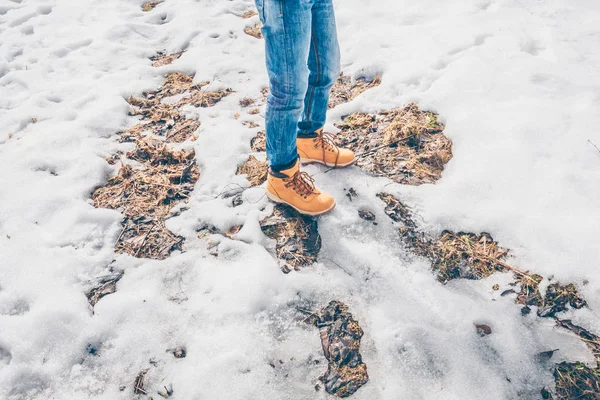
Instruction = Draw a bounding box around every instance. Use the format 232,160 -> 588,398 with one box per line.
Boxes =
266,159 -> 336,216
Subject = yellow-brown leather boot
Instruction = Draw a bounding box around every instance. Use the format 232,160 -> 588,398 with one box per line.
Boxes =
266,158 -> 335,216
297,129 -> 356,167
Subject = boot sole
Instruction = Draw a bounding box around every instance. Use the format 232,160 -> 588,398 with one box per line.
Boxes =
299,157 -> 356,168
265,191 -> 336,216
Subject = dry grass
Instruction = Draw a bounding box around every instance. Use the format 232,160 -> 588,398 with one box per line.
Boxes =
428,231 -> 509,282
93,138 -> 198,219
115,218 -> 184,260
552,320 -> 600,399
240,10 -> 258,19
515,277 -> 587,318
134,369 -> 149,394
244,23 -> 263,39
142,1 -> 161,12
91,72 -> 230,259
260,205 -> 321,272
553,363 -> 600,399
250,130 -> 266,152
239,97 -> 256,107
335,104 -> 453,185
378,192 -> 596,398
92,137 -> 197,260
150,51 -> 185,67
236,155 -> 267,186
86,270 -> 124,310
329,74 -> 381,108
242,121 -> 260,129
304,301 -> 369,397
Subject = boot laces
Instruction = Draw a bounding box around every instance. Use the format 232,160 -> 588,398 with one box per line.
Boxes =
285,171 -> 317,198
316,131 -> 338,153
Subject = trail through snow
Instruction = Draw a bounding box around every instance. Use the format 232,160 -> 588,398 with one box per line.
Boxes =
1,0 -> 600,399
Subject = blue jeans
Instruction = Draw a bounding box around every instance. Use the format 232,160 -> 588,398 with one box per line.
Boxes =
255,0 -> 341,170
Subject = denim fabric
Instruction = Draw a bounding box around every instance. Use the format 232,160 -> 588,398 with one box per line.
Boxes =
255,0 -> 341,169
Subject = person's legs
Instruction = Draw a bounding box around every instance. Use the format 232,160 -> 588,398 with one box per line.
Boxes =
294,0 -> 354,167
256,0 -> 312,170
297,0 -> 341,136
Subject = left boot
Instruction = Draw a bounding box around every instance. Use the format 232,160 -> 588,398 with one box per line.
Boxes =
297,129 -> 356,168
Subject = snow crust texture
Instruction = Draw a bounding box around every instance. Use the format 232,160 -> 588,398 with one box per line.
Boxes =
1,0 -> 600,399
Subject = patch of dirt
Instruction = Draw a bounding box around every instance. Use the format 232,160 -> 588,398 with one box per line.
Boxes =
329,74 -> 381,108
244,22 -> 263,39
250,130 -> 266,152
260,205 -> 321,273
150,51 -> 185,67
303,301 -> 369,397
335,104 -> 452,185
236,155 -> 267,186
142,1 -> 161,12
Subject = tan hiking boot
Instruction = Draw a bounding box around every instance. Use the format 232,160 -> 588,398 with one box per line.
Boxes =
266,159 -> 335,216
297,129 -> 356,167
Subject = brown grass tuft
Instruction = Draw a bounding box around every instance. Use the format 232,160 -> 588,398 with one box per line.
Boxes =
250,130 -> 266,152
150,51 -> 185,67
142,1 -> 161,12
260,205 -> 321,272
92,72 -> 229,259
116,218 -> 184,260
244,23 -> 263,39
236,155 -> 267,186
335,104 -> 452,186
553,363 -> 600,399
329,74 -> 381,108
239,97 -> 256,107
93,138 -> 198,219
240,10 -> 258,19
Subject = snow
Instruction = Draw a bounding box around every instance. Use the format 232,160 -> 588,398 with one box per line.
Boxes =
1,0 -> 599,399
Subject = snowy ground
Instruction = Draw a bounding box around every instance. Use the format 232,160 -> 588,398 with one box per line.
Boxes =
1,0 -> 600,399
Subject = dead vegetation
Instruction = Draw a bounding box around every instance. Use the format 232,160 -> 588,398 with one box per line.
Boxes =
239,97 -> 256,107
303,301 -> 369,397
86,269 -> 124,311
551,320 -> 600,399
244,22 -> 263,39
335,104 -> 452,185
329,74 -> 381,108
142,1 -> 162,12
514,278 -> 587,318
150,51 -> 185,67
378,192 -> 596,398
553,363 -> 600,399
125,72 -> 230,142
250,130 -> 266,152
134,369 -> 149,394
260,205 -> 321,273
92,72 -> 229,259
236,155 -> 267,186
240,10 -> 258,19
